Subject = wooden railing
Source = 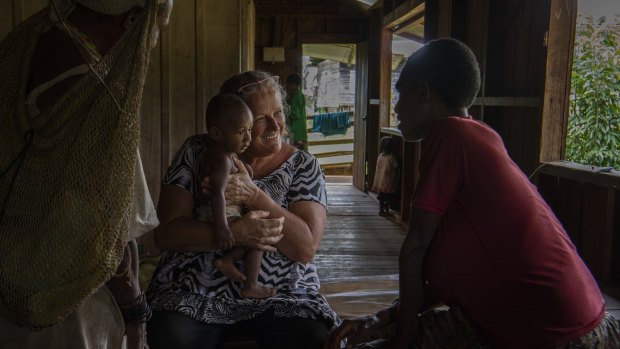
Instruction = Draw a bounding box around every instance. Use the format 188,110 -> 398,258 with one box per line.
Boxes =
313,150 -> 355,158
537,161 -> 620,285
307,111 -> 354,175
306,112 -> 355,133
310,139 -> 354,146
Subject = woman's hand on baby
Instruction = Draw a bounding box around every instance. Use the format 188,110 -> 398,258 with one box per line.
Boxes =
231,210 -> 284,252
226,156 -> 259,205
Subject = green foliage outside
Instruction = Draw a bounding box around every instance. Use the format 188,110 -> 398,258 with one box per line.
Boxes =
566,15 -> 620,168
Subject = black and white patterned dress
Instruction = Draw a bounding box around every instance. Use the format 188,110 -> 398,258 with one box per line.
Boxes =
146,134 -> 340,329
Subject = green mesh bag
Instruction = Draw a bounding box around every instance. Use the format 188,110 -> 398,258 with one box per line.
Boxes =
0,0 -> 157,329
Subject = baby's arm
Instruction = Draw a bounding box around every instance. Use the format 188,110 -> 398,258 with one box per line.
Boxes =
198,154 -> 212,205
209,151 -> 235,250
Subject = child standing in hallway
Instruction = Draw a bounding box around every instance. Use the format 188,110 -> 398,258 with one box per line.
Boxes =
372,136 -> 400,216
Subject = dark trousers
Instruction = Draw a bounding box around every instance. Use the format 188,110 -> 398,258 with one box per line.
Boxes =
147,309 -> 329,349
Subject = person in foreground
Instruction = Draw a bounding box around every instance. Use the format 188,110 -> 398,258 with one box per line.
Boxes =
324,38 -> 620,349
0,0 -> 172,348
146,71 -> 340,349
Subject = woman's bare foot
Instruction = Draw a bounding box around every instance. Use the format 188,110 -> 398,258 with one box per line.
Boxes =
214,257 -> 246,282
241,283 -> 277,298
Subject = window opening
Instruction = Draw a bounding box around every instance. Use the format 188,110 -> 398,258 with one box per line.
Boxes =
390,36 -> 422,127
389,15 -> 423,128
565,0 -> 620,168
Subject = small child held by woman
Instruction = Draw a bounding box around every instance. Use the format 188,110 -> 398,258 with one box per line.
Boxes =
198,93 -> 276,298
372,136 -> 399,216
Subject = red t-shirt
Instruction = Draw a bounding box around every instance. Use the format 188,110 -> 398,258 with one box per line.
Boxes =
412,117 -> 605,348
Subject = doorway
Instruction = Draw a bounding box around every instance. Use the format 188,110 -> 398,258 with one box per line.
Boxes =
301,43 -> 357,177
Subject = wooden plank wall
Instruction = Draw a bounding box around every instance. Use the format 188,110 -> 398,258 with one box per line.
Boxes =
1,0 -> 255,254
353,41 -> 369,191
540,0 -> 578,162
366,8 -> 384,192
480,0 -> 551,177
253,0 -> 364,83
450,0 -> 488,121
538,171 -> 620,285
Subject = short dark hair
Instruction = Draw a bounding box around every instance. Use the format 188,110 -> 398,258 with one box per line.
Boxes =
286,73 -> 302,86
395,38 -> 481,108
380,136 -> 395,154
205,94 -> 249,129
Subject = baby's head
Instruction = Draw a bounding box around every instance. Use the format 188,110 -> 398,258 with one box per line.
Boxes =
205,94 -> 253,154
380,136 -> 395,155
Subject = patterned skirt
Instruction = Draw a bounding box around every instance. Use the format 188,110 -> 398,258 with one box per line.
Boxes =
146,250 -> 340,330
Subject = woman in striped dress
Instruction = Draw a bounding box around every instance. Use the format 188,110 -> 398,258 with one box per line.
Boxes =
146,70 -> 340,349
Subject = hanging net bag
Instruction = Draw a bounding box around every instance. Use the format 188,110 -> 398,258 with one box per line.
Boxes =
0,0 -> 158,329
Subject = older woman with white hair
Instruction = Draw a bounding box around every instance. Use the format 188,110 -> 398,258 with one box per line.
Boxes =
0,0 -> 172,348
146,71 -> 340,349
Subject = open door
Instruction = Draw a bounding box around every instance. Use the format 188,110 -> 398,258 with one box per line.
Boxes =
353,41 -> 369,191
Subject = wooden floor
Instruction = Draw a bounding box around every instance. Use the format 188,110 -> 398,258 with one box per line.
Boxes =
315,179 -> 406,282
316,176 -> 620,320
315,177 -> 405,318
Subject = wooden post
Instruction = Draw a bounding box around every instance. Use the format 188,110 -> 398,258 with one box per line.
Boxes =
353,41 -> 369,191
366,8 -> 383,191
160,17 -> 171,179
195,0 -> 207,135
437,0 -> 452,38
379,28 -> 392,128
540,0 -> 578,162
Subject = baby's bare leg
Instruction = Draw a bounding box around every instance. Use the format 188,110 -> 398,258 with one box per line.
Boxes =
241,249 -> 277,298
214,247 -> 246,282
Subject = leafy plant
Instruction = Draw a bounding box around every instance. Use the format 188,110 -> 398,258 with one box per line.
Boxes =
566,15 -> 620,168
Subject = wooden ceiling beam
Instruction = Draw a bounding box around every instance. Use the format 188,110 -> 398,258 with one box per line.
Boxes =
257,13 -> 364,19
255,4 -> 364,16
392,31 -> 424,43
300,33 -> 363,44
391,12 -> 424,33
